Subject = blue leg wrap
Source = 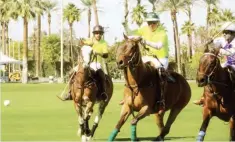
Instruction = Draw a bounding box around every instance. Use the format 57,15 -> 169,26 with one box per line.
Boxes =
108,128 -> 119,141
131,125 -> 137,141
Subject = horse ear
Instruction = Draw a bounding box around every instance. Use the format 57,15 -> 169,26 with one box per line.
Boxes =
204,45 -> 209,53
213,42 -> 222,56
123,33 -> 128,40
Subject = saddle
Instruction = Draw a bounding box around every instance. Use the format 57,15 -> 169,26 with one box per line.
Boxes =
158,67 -> 176,83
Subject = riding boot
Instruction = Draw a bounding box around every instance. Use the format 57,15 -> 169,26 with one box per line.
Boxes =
155,68 -> 166,112
96,69 -> 108,101
227,66 -> 235,89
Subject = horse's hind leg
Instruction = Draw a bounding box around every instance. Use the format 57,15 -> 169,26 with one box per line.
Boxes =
90,101 -> 107,138
196,107 -> 211,142
156,107 -> 182,140
155,111 -> 165,136
229,115 -> 235,141
108,104 -> 131,141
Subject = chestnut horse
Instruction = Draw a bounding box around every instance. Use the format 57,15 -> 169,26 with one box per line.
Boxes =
196,43 -> 235,141
108,35 -> 191,141
71,46 -> 113,141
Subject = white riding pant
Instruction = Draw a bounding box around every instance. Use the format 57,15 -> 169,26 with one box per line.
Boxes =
142,56 -> 168,69
73,62 -> 102,72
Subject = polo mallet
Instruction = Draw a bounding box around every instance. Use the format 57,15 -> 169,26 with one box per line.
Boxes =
205,21 -> 235,46
57,69 -> 76,101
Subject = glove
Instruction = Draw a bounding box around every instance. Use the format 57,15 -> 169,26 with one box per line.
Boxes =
78,38 -> 85,46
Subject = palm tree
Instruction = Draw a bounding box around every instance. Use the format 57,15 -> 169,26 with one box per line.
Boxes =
44,0 -> 57,35
13,0 -> 38,83
158,0 -> 186,73
131,4 -> 146,27
63,3 -> 80,68
208,7 -> 221,27
203,0 -> 220,30
80,0 -> 93,37
220,9 -> 235,22
92,0 -> 99,25
122,0 -> 129,33
148,0 -> 160,12
181,21 -> 195,59
35,0 -> 47,77
0,0 -> 11,55
183,0 -> 197,59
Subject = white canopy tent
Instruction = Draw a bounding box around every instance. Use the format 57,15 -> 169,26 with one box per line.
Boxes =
0,52 -> 22,65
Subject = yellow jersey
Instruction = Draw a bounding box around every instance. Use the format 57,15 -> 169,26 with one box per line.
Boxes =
84,38 -> 108,64
133,25 -> 169,58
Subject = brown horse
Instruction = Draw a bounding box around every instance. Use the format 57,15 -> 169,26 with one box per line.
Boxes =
196,43 -> 235,141
71,46 -> 113,141
108,35 -> 191,141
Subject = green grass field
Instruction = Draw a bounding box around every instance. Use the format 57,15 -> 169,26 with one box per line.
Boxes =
1,82 -> 230,141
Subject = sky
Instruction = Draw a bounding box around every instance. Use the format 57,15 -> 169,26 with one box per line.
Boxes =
7,0 -> 235,54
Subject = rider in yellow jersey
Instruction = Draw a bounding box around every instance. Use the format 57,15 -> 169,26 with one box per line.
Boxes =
61,25 -> 109,101
120,12 -> 173,111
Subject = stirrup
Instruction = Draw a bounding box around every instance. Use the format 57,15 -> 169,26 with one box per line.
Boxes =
167,75 -> 175,82
155,100 -> 165,112
119,100 -> 124,105
100,92 -> 108,102
193,100 -> 204,107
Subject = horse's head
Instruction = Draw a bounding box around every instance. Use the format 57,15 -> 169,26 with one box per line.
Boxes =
196,43 -> 221,87
116,34 -> 142,69
80,45 -> 94,67
75,46 -> 95,84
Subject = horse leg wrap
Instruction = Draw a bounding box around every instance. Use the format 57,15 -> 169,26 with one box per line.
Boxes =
108,128 -> 119,141
197,131 -> 205,142
80,123 -> 85,135
131,125 -> 137,141
90,123 -> 98,137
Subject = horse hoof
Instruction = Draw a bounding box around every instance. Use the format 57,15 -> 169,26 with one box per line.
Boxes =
77,129 -> 82,136
86,136 -> 92,141
81,135 -> 86,142
153,136 -> 164,141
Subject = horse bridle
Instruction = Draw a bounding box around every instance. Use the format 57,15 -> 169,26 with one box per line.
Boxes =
118,41 -> 144,68
197,53 -> 219,83
197,52 -> 228,87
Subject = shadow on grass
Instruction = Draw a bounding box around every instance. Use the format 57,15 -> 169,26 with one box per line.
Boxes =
97,136 -> 195,141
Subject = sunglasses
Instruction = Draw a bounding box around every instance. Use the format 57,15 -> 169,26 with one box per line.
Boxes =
94,32 -> 103,35
147,21 -> 157,25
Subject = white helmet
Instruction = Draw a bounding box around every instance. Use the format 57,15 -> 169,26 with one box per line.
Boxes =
222,22 -> 235,32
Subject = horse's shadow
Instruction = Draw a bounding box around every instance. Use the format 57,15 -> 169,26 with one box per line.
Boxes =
98,136 -> 195,141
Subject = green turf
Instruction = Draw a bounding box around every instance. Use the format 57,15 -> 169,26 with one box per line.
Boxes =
1,82 -> 230,141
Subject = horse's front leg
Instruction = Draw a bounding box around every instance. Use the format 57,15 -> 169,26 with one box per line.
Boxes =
197,107 -> 212,142
74,102 -> 85,137
84,101 -> 94,136
108,104 -> 131,141
130,105 -> 152,141
229,115 -> 235,141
